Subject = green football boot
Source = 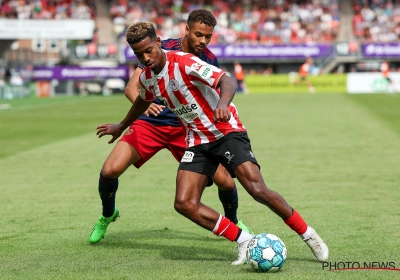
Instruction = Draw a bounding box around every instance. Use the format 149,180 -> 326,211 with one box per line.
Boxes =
89,207 -> 120,243
236,220 -> 254,235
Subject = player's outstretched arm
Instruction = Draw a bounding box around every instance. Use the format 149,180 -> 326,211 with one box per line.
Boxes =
96,97 -> 151,144
214,74 -> 237,122
125,67 -> 165,117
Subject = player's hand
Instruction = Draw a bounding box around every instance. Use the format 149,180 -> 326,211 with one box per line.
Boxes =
96,123 -> 124,144
144,103 -> 165,116
214,107 -> 231,123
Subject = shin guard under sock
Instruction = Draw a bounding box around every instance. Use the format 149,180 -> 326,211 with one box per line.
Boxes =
218,186 -> 239,224
283,209 -> 308,235
98,173 -> 119,217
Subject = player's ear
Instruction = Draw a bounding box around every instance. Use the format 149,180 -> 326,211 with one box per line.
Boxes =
185,25 -> 189,36
156,37 -> 162,47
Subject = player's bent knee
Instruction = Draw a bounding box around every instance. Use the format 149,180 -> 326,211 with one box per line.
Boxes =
214,173 -> 235,191
101,164 -> 123,179
215,179 -> 235,192
174,199 -> 197,216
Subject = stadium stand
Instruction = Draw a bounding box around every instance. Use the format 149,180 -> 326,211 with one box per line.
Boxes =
0,0 -> 96,20
353,0 -> 400,43
1,0 -> 399,79
107,0 -> 340,44
4,0 -> 400,45
0,0 -> 110,65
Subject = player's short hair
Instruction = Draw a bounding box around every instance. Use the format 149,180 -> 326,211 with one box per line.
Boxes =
187,9 -> 217,27
126,22 -> 157,45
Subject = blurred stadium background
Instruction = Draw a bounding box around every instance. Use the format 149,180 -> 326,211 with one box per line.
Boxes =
0,0 -> 400,98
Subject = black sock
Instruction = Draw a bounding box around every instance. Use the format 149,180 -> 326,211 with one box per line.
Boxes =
218,185 -> 239,224
98,173 -> 119,217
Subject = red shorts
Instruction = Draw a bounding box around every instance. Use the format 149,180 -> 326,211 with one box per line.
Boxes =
119,120 -> 186,168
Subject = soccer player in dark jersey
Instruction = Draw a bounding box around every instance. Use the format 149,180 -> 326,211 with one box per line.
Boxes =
97,22 -> 329,265
89,9 -> 253,244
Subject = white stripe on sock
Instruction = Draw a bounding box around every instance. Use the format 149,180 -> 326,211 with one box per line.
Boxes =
212,214 -> 223,233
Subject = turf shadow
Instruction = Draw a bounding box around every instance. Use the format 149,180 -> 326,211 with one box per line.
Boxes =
89,228 -> 235,262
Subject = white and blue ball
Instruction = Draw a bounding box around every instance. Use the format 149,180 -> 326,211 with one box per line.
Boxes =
246,233 -> 287,273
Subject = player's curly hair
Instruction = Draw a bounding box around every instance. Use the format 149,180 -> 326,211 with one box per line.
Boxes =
126,22 -> 157,45
187,9 -> 217,27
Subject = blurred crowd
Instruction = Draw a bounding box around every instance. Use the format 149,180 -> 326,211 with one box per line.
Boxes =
3,0 -> 400,44
0,0 -> 95,19
108,0 -> 340,44
353,0 -> 400,43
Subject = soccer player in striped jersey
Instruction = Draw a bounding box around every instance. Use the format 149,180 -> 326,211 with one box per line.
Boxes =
89,10 -> 253,244
97,22 -> 329,265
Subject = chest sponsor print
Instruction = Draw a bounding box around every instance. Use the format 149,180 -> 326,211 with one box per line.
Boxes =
170,103 -> 200,122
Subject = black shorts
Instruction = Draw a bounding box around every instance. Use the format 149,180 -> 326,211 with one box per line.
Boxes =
178,132 -> 260,186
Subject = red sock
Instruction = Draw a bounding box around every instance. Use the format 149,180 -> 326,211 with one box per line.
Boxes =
283,209 -> 308,235
213,215 -> 240,242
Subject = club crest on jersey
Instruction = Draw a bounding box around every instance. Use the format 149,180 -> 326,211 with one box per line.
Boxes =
181,151 -> 194,162
169,79 -> 179,91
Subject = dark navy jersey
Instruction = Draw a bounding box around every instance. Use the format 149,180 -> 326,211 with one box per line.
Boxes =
138,37 -> 219,126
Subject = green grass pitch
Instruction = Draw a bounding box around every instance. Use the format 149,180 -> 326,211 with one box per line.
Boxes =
0,93 -> 399,279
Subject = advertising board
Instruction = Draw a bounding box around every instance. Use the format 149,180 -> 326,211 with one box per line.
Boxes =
245,74 -> 346,94
347,73 -> 400,94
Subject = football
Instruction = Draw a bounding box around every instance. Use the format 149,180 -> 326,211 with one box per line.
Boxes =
246,233 -> 287,273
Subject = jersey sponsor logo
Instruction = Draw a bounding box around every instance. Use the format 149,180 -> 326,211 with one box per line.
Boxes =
144,78 -> 155,86
199,66 -> 213,79
171,103 -> 199,121
169,79 -> 179,91
181,151 -> 194,162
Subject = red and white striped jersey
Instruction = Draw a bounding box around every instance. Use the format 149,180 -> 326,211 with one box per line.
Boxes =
138,50 -> 246,147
